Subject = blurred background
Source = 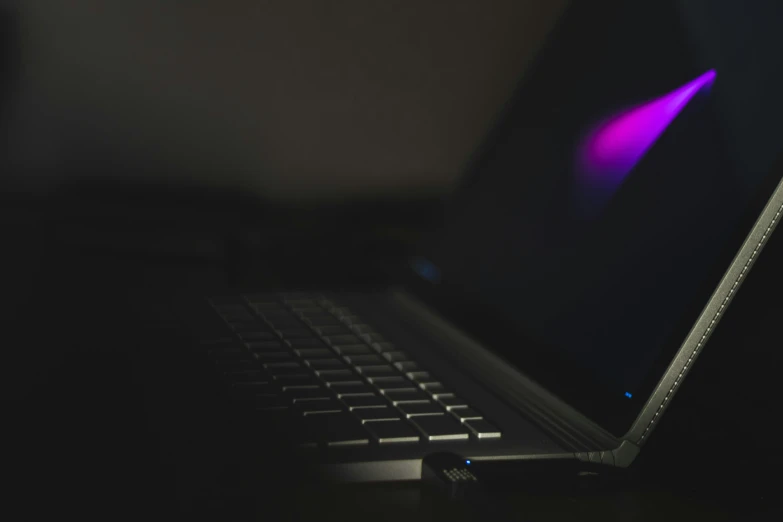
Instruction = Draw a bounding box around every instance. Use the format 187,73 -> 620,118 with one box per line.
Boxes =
1,1 -> 781,519
0,0 -> 570,351
1,0 -> 566,201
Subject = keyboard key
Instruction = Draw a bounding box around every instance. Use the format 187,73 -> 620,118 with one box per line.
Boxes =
382,351 -> 409,363
360,334 -> 387,343
366,376 -> 408,385
332,344 -> 373,356
262,317 -> 302,329
371,342 -> 396,353
464,419 -> 501,439
302,315 -> 343,327
354,407 -> 402,423
343,354 -> 384,365
349,324 -> 377,335
246,340 -> 287,352
284,387 -> 331,401
365,421 -> 420,444
411,415 -> 470,441
397,402 -> 445,417
282,384 -> 321,393
304,413 -> 370,446
451,408 -> 483,422
294,348 -> 333,359
394,361 -> 420,372
313,325 -> 353,336
336,307 -> 364,316
264,360 -> 301,369
324,379 -> 364,388
406,371 -> 431,382
317,299 -> 344,311
337,315 -> 363,325
248,306 -> 286,317
376,380 -> 417,392
272,376 -> 315,389
341,395 -> 388,410
330,383 -> 375,397
287,338 -> 323,348
321,372 -> 363,386
314,369 -> 354,380
384,389 -> 430,404
306,358 -> 347,370
420,382 -> 447,394
296,399 -> 343,415
264,362 -> 304,373
438,396 -> 467,410
315,369 -> 353,378
269,368 -> 321,386
277,328 -> 316,339
356,365 -> 397,377
321,334 -> 362,346
254,352 -> 294,364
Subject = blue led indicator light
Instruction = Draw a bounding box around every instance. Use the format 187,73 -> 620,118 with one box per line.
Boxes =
411,257 -> 441,283
465,460 -> 471,465
624,392 -> 633,399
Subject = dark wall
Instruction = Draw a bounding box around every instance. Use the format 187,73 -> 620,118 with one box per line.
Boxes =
3,0 -> 567,201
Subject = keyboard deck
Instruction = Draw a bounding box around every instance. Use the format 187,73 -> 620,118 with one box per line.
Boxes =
204,293 -> 502,448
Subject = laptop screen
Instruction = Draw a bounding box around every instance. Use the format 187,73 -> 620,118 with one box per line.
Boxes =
408,0 -> 783,434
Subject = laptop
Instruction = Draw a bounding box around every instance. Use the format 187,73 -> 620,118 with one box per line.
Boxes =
191,0 -> 783,481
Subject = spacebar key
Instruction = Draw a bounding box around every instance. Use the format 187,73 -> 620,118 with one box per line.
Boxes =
305,413 -> 370,446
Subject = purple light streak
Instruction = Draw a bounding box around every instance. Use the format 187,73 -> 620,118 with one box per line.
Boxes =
578,69 -> 716,185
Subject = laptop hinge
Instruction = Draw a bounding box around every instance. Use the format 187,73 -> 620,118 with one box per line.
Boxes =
387,288 -> 625,458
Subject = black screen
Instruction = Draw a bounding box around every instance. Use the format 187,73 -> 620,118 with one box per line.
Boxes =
411,0 -> 783,432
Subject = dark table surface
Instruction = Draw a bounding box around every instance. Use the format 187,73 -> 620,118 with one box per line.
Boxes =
2,182 -> 781,520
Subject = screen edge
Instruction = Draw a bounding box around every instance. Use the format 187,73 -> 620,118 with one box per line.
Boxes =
626,165 -> 783,444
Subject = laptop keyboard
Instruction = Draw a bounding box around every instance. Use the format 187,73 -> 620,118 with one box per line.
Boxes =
205,293 -> 501,447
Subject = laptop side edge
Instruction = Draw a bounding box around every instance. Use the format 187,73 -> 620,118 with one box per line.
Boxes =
625,172 -> 783,445
386,290 -> 631,465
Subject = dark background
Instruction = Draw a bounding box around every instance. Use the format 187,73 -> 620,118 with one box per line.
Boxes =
1,1 -> 782,519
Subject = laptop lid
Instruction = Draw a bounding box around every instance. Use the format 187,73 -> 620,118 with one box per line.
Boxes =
402,0 -> 783,438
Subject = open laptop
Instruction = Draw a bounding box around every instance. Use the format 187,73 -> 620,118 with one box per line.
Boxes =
193,0 -> 783,481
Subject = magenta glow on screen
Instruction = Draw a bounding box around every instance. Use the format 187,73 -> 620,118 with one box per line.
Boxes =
577,69 -> 717,188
